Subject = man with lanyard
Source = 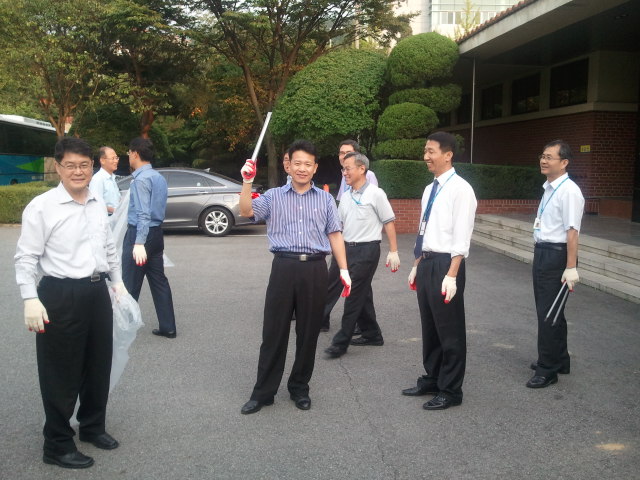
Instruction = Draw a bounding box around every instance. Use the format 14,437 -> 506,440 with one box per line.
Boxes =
89,146 -> 121,216
402,131 -> 477,410
324,152 -> 399,358
123,137 -> 177,338
322,139 -> 378,332
527,140 -> 584,388
15,137 -> 125,469
238,140 -> 351,414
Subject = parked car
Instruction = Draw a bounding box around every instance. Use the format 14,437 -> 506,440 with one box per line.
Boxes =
117,167 -> 261,237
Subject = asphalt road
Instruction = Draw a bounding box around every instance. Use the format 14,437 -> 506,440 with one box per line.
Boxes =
1,224 -> 638,479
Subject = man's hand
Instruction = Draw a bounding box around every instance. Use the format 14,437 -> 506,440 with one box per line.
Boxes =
241,159 -> 257,183
386,251 -> 400,272
441,275 -> 457,303
408,266 -> 417,291
111,281 -> 128,301
24,298 -> 49,333
561,267 -> 579,291
133,244 -> 147,266
340,269 -> 351,297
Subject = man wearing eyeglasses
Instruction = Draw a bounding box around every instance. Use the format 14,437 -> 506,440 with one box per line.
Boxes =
89,146 -> 121,215
527,140 -> 584,389
324,152 -> 399,359
15,137 -> 126,468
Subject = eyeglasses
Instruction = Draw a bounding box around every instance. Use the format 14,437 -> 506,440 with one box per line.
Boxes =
341,166 -> 356,173
58,162 -> 92,172
538,154 -> 562,161
338,151 -> 352,157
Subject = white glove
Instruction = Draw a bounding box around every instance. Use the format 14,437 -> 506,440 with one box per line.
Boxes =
441,275 -> 457,303
133,244 -> 147,266
408,266 -> 417,291
561,267 -> 579,291
24,298 -> 49,333
111,281 -> 128,301
241,159 -> 257,183
386,251 -> 400,272
340,269 -> 351,297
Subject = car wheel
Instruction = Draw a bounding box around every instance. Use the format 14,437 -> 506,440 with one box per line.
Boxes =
199,206 -> 234,237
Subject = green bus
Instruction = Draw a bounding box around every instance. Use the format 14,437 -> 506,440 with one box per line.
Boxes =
0,114 -> 57,185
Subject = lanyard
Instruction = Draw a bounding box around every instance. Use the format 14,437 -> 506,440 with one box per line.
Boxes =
349,188 -> 362,205
421,172 -> 456,222
538,176 -> 569,217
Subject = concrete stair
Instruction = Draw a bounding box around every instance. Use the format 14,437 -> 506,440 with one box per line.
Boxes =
472,214 -> 640,304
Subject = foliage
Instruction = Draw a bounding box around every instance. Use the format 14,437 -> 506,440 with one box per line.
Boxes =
374,160 -> 543,199
271,48 -> 387,155
373,139 -> 425,160
377,103 -> 438,141
455,0 -> 481,41
386,33 -> 459,88
389,85 -> 462,113
0,183 -> 53,223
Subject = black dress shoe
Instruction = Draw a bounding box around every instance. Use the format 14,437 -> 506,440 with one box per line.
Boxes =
290,394 -> 311,410
240,398 -> 274,415
423,393 -> 462,410
79,432 -> 119,450
43,451 -> 94,469
353,325 -> 362,335
526,374 -> 558,388
324,345 -> 346,358
402,384 -> 439,396
152,329 -> 176,338
529,362 -> 570,374
350,336 -> 384,346
320,324 -> 330,332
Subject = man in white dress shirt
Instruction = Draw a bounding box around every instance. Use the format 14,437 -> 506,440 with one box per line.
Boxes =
15,137 -> 125,469
402,132 -> 477,410
89,146 -> 121,215
527,140 -> 584,389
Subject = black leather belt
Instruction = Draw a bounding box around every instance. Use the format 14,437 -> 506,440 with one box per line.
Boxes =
43,272 -> 109,283
274,252 -> 326,262
535,242 -> 567,251
345,240 -> 381,247
421,251 -> 450,259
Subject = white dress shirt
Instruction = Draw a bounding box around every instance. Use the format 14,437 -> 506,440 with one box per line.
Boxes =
15,183 -> 122,298
418,167 -> 477,258
339,182 -> 395,243
89,167 -> 121,211
336,170 -> 378,201
533,173 -> 584,243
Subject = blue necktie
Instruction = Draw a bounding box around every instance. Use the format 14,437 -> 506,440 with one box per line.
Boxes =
413,179 -> 438,259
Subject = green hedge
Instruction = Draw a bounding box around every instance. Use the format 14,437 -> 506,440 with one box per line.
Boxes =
372,160 -> 543,199
388,84 -> 462,113
0,182 -> 56,224
377,103 -> 438,141
373,139 -> 425,160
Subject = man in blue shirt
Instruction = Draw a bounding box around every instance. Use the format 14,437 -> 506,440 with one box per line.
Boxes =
89,146 -> 121,216
238,140 -> 351,414
122,137 -> 177,338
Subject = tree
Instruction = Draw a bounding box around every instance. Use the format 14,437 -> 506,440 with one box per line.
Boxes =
192,0 -> 413,186
271,48 -> 387,155
0,0 -> 106,137
455,0 -> 481,41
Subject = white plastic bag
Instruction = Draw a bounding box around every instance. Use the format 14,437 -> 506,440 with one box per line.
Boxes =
108,286 -> 143,393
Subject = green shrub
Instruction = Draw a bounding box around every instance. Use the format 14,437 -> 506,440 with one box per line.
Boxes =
373,139 -> 425,160
377,103 -> 438,141
0,183 -> 54,224
389,84 -> 462,113
374,160 -> 543,199
386,33 -> 459,88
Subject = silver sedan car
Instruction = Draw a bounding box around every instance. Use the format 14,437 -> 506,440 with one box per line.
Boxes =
117,167 -> 261,237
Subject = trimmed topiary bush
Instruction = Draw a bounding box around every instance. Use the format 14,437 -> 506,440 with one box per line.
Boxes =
373,139 -> 425,160
386,33 -> 459,88
389,84 -> 462,112
0,182 -> 54,223
377,103 -> 438,141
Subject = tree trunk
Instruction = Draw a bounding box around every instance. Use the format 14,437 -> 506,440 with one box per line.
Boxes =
140,110 -> 154,138
266,132 -> 278,188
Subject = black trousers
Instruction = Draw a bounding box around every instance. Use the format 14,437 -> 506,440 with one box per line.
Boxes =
36,276 -> 113,455
415,254 -> 466,400
323,256 -> 365,330
332,242 -> 383,349
123,225 -> 176,333
532,244 -> 570,376
250,256 -> 328,402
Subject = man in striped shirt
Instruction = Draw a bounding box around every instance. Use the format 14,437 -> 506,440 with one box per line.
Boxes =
238,140 -> 351,414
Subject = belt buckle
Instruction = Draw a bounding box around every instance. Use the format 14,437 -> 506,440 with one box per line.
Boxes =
90,273 -> 101,282
299,254 -> 308,262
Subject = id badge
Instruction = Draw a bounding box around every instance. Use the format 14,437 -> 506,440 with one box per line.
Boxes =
419,220 -> 427,235
533,217 -> 541,231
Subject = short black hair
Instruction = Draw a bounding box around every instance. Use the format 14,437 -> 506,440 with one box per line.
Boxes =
287,140 -> 317,162
54,137 -> 93,163
426,131 -> 457,155
339,139 -> 360,152
544,139 -> 573,161
129,137 -> 155,163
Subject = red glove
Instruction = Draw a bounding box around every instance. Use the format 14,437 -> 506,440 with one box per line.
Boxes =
241,159 -> 257,183
408,266 -> 417,291
340,269 -> 351,297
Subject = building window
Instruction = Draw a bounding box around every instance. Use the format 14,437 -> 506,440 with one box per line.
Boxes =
457,93 -> 471,124
550,58 -> 588,108
511,74 -> 540,114
481,84 -> 502,120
